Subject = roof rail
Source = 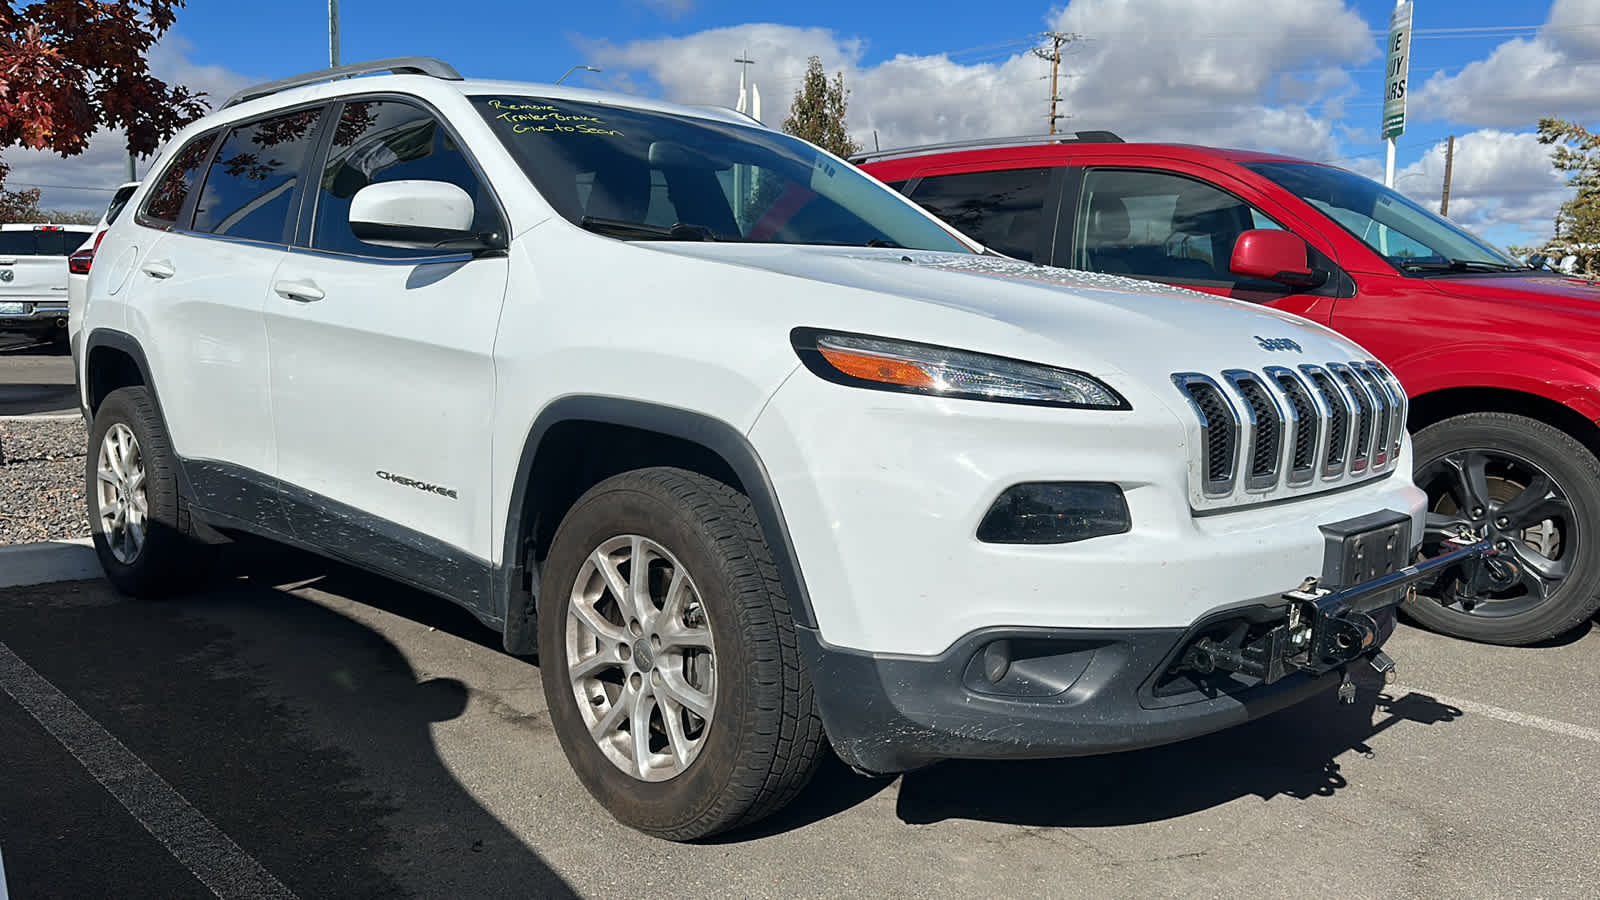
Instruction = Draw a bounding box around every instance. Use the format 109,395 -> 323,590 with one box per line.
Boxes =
222,57 -> 464,109
848,131 -> 1122,164
694,105 -> 766,126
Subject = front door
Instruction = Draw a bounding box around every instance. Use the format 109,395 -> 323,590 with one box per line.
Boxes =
265,98 -> 510,568
1062,166 -> 1338,324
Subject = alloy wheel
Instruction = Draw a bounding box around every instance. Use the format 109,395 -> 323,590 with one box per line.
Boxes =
1419,447 -> 1574,617
566,534 -> 717,782
95,423 -> 149,565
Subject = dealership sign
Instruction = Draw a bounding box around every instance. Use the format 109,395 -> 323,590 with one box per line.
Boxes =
1382,2 -> 1413,140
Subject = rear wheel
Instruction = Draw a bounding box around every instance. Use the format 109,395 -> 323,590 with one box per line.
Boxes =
1410,412 -> 1600,644
537,467 -> 825,840
86,386 -> 212,596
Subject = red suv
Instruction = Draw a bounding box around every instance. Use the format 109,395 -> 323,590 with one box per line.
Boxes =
859,133 -> 1600,646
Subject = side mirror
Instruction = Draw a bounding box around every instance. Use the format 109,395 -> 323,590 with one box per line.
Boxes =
1229,229 -> 1325,288
1526,253 -> 1548,270
349,180 -> 506,253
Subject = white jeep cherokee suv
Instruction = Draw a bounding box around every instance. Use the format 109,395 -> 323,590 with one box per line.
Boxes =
76,58 -> 1491,840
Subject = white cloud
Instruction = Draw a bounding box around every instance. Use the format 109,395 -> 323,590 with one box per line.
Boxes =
1414,0 -> 1600,129
1391,130 -> 1566,236
1,36 -> 257,214
584,0 -> 1376,161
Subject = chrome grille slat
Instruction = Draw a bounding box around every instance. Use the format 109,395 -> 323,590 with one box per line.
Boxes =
1223,370 -> 1284,491
1352,365 -> 1392,470
1329,363 -> 1373,473
1265,366 -> 1318,486
1172,373 -> 1239,496
1300,365 -> 1350,478
1176,360 -> 1410,506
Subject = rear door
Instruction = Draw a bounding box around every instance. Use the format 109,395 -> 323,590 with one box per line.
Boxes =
896,164 -> 1065,263
0,226 -> 89,313
265,96 -> 509,566
128,105 -> 327,490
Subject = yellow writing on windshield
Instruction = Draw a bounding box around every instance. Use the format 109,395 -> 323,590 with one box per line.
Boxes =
487,99 -> 624,137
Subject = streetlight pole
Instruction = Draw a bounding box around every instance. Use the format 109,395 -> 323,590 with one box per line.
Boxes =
329,0 -> 340,68
556,65 -> 601,85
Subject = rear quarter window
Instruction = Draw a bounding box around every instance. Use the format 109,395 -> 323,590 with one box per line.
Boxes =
140,132 -> 219,228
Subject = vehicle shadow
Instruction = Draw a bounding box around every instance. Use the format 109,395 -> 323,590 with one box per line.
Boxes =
221,540 -> 905,841
891,681 -> 1459,829
217,543 -> 1469,841
0,533 -> 580,899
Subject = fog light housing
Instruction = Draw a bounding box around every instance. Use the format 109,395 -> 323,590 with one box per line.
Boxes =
976,482 -> 1130,545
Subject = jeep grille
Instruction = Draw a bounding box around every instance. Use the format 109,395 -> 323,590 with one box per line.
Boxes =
1173,361 -> 1408,507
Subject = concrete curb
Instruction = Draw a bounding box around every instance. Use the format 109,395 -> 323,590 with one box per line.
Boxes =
0,538 -> 101,589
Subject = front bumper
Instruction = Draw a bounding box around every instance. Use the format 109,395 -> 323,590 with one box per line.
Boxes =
808,534 -> 1495,774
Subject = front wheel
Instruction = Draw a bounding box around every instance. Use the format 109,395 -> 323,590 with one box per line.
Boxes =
1409,412 -> 1600,645
537,467 -> 825,840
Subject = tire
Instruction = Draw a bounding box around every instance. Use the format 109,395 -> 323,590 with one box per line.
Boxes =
537,467 -> 825,840
1408,412 -> 1600,645
85,386 -> 212,597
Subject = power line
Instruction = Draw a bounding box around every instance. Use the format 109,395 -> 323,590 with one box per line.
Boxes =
0,181 -> 120,193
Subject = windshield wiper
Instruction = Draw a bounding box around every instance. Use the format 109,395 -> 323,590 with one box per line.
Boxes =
578,216 -> 725,242
1395,257 -> 1523,274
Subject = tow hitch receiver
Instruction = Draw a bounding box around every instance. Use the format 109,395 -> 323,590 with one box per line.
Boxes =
1177,533 -> 1496,687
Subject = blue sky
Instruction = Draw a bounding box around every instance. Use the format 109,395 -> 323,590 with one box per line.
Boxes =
10,0 -> 1597,248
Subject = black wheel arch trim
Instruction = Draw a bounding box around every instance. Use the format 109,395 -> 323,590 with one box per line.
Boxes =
81,328 -> 202,505
497,396 -> 817,655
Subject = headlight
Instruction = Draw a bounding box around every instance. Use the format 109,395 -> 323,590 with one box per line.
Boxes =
791,328 -> 1129,410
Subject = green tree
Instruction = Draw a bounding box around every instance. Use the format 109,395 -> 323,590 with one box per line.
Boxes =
781,56 -> 861,159
1531,117 -> 1600,275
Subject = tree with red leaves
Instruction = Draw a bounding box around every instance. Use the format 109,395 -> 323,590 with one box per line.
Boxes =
0,0 -> 208,205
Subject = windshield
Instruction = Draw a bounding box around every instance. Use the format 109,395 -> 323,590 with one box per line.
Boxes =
472,96 -> 973,252
1245,161 -> 1524,274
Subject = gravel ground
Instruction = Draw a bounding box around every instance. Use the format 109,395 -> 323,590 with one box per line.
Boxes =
0,418 -> 90,545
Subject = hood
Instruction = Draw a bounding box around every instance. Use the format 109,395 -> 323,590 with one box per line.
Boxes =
642,243 -> 1356,360
1429,272 -> 1600,309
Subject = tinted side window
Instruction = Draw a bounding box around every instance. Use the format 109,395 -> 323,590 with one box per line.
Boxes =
1074,169 -> 1280,285
311,99 -> 498,258
192,107 -> 324,243
907,169 -> 1052,261
141,134 -> 216,226
105,185 -> 139,226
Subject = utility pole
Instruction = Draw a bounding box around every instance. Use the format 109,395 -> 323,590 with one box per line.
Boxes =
328,0 -> 341,68
1440,134 -> 1455,217
1032,32 -> 1077,135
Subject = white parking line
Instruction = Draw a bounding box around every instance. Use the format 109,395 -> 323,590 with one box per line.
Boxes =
0,641 -> 295,900
1421,689 -> 1600,745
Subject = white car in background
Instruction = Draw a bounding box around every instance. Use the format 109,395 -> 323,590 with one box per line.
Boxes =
0,223 -> 94,348
67,181 -> 140,360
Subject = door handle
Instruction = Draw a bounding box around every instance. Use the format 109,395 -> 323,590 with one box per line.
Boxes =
273,280 -> 325,303
141,259 -> 176,279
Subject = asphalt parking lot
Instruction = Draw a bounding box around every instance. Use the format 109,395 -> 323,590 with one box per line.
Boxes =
0,336 -> 75,417
0,542 -> 1596,899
